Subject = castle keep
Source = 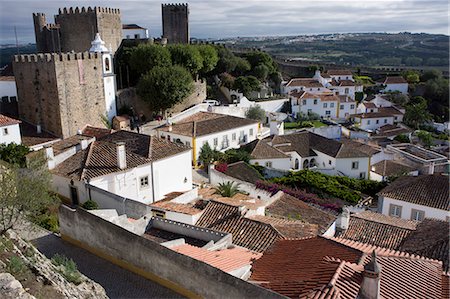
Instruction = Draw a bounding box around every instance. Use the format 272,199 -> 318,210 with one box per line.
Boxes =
162,3 -> 189,44
33,7 -> 122,54
13,51 -> 116,138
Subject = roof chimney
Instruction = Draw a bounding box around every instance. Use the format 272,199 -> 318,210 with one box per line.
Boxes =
80,139 -> 88,150
336,207 -> 350,232
359,251 -> 381,299
428,162 -> 435,175
44,145 -> 55,170
116,142 -> 127,170
36,124 -> 42,134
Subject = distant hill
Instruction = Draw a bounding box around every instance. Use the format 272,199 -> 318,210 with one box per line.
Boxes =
0,44 -> 36,71
216,33 -> 449,70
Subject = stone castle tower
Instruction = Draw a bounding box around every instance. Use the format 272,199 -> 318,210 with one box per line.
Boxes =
33,7 -> 122,54
13,36 -> 117,138
161,3 -> 189,44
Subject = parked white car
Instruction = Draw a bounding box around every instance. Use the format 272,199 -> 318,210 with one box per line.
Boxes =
203,99 -> 220,106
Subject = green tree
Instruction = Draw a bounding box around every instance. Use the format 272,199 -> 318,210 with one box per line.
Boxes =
197,45 -> 219,76
168,45 -> 203,78
384,92 -> 409,106
137,65 -> 193,115
215,46 -> 238,74
0,143 -> 30,167
129,44 -> 172,77
253,64 -> 269,81
233,57 -> 251,76
223,149 -> 250,164
233,76 -> 260,96
402,70 -> 420,84
421,69 -> 442,82
198,142 -> 215,168
0,154 -> 57,234
404,57 -> 423,66
245,105 -> 266,122
404,97 -> 432,129
416,130 -> 433,148
394,134 -> 410,143
220,73 -> 235,89
244,51 -> 276,73
213,181 -> 242,197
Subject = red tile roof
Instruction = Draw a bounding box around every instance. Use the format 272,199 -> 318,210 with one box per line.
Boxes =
378,174 -> 449,210
371,159 -> 415,176
81,125 -> 113,139
286,78 -> 324,88
171,244 -> 262,273
327,70 -> 353,76
384,76 -> 408,84
0,114 -> 21,127
251,236 -> 448,298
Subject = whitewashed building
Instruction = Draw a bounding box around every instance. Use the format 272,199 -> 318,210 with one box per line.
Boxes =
244,131 -> 372,179
0,114 -> 21,145
378,174 -> 449,221
351,107 -> 404,131
0,76 -> 17,99
290,91 -> 340,119
282,78 -> 331,95
381,76 -> 409,94
122,24 -> 149,39
51,130 -> 192,205
157,112 -> 260,166
338,96 -> 357,119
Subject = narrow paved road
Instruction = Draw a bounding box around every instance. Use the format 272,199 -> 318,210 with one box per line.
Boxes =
31,233 -> 184,299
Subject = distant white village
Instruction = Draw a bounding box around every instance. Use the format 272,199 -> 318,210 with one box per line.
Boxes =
0,3 -> 448,299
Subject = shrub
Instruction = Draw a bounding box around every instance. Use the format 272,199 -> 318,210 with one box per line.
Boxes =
32,212 -> 59,233
8,256 -> 25,275
51,254 -> 83,285
82,200 -> 99,210
394,134 -> 410,143
213,181 -> 242,197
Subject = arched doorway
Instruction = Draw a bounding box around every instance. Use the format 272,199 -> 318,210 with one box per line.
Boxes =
310,158 -> 316,168
303,159 -> 309,169
294,158 -> 299,169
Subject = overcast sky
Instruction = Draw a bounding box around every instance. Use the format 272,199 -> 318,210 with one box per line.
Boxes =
0,0 -> 448,44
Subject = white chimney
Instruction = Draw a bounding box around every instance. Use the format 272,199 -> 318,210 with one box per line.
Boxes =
36,124 -> 42,134
44,145 -> 55,170
80,139 -> 88,150
359,251 -> 381,299
336,207 -> 350,231
428,162 -> 435,175
269,114 -> 284,136
314,69 -> 321,78
116,142 -> 127,170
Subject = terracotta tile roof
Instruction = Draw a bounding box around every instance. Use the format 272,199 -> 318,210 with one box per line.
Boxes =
143,227 -> 208,247
378,174 -> 449,210
337,211 -> 417,249
327,70 -> 353,76
81,125 -> 113,139
339,138 -> 381,156
52,141 -> 151,180
223,161 -> 264,185
50,135 -> 93,155
196,201 -> 282,252
171,244 -> 262,273
286,78 -> 324,88
384,76 -> 407,84
122,24 -> 145,30
99,130 -> 190,161
399,218 -> 449,273
197,187 -> 266,210
351,111 -> 397,119
0,114 -> 20,127
251,236 -> 447,298
150,201 -> 203,215
266,194 -> 336,233
373,124 -> 412,138
362,102 -> 377,109
289,90 -> 306,98
378,106 -> 404,115
0,76 -> 15,81
158,112 -> 258,137
247,215 -> 319,238
242,139 -> 289,160
371,160 -> 415,176
249,237 -> 363,298
19,121 -> 59,147
336,79 -> 355,87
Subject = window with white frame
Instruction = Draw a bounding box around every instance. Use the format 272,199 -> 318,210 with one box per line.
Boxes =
213,138 -> 218,147
352,161 -> 359,169
323,103 -> 328,108
330,103 -> 334,108
411,209 -> 425,221
232,133 -> 236,141
340,105 -> 344,110
326,111 -> 331,115
389,204 -> 402,218
359,172 -> 365,179
302,100 -> 306,105
350,104 -> 355,109
314,99 -> 318,105
345,88 -> 349,94
140,176 -> 149,189
250,128 -> 254,136
265,161 -> 272,168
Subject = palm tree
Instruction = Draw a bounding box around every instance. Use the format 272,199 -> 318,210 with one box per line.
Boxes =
213,181 -> 242,197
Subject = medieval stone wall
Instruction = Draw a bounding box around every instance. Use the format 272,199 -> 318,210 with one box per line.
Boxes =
96,9 -> 123,53
13,53 -> 107,138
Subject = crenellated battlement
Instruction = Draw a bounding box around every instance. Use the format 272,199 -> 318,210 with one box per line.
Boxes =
14,52 -> 100,63
162,3 -> 188,9
57,6 -> 120,15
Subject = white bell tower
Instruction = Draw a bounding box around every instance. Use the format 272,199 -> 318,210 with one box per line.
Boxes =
89,33 -> 117,123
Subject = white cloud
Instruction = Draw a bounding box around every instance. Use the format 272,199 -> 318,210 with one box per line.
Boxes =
0,0 -> 448,44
